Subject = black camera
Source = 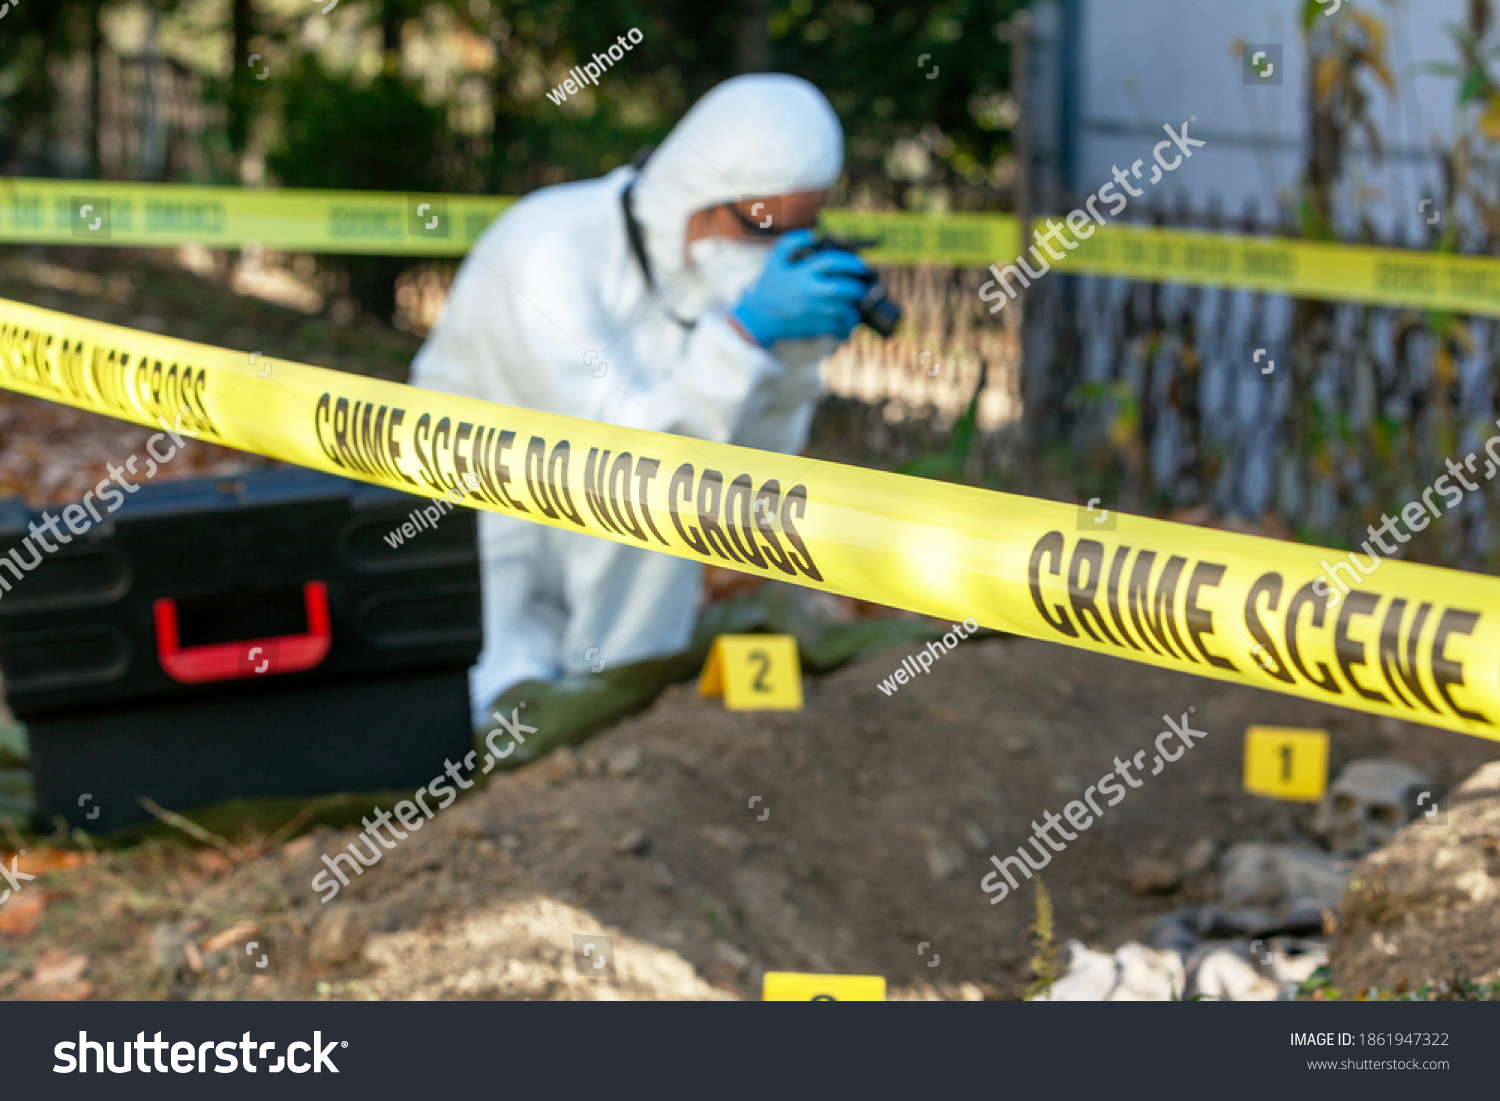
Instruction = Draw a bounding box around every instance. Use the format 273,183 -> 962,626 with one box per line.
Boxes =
786,236 -> 902,337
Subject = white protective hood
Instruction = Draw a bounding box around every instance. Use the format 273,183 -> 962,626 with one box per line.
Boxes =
630,73 -> 845,318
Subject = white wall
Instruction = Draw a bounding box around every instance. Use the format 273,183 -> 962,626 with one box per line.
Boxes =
1073,0 -> 1469,239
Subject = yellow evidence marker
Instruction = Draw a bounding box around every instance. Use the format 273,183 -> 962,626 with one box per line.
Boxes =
698,634 -> 803,711
762,972 -> 886,1001
1243,726 -> 1330,802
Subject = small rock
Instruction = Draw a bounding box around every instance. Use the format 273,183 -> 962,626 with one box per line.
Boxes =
652,862 -> 676,891
1128,857 -> 1181,896
538,746 -> 579,782
960,821 -> 991,853
614,828 -> 651,856
608,746 -> 644,778
148,923 -> 190,977
309,908 -> 370,966
1180,837 -> 1217,878
710,940 -> 751,978
926,704 -> 960,723
699,825 -> 751,860
1002,735 -> 1033,756
924,834 -> 965,881
500,833 -> 521,852
1219,842 -> 1350,909
447,805 -> 497,840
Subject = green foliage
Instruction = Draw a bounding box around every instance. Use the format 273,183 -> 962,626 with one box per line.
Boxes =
265,58 -> 452,321
896,374 -> 982,483
1296,965 -> 1500,1001
267,59 -> 449,194
468,0 -> 1024,204
770,0 -> 1025,207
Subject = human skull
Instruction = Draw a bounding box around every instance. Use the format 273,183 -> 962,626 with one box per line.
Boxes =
1312,758 -> 1432,857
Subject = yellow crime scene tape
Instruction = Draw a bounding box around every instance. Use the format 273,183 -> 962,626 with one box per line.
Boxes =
6,177 -> 1500,315
0,178 -> 513,255
1,296 -> 1498,742
822,209 -> 1500,318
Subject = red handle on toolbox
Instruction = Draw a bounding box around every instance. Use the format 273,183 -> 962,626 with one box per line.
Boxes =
152,581 -> 332,684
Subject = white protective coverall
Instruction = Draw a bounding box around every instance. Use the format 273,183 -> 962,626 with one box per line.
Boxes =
410,74 -> 845,725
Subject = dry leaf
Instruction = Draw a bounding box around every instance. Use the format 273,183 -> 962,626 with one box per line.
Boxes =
1315,55 -> 1341,105
32,948 -> 89,987
1482,96 -> 1500,142
0,890 -> 48,937
196,850 -> 235,875
1,849 -> 89,876
281,836 -> 317,861
202,921 -> 259,954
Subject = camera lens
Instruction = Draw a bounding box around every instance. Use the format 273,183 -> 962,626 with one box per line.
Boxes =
859,288 -> 901,337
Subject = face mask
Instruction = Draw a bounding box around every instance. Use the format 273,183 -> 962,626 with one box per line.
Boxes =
687,238 -> 773,306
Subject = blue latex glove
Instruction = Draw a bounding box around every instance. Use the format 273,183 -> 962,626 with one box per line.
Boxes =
731,229 -> 873,346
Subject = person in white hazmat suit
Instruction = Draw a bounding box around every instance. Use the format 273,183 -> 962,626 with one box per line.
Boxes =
410,73 -> 874,747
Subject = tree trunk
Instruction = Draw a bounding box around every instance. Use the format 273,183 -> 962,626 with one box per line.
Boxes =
382,0 -> 403,68
736,0 -> 769,73
228,0 -> 254,167
89,1 -> 103,178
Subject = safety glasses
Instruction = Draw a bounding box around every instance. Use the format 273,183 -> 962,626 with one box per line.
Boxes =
728,203 -> 787,238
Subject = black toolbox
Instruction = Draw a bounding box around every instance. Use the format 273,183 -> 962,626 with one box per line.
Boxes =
0,467 -> 482,832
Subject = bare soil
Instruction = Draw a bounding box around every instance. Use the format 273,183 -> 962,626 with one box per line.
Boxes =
1331,760 -> 1500,995
5,632 -> 1497,1001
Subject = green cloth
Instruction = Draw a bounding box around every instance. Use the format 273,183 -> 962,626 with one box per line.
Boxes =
475,581 -> 946,766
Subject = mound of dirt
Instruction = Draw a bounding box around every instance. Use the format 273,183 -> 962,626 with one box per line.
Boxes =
1330,761 -> 1500,995
8,633 -> 1496,1001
